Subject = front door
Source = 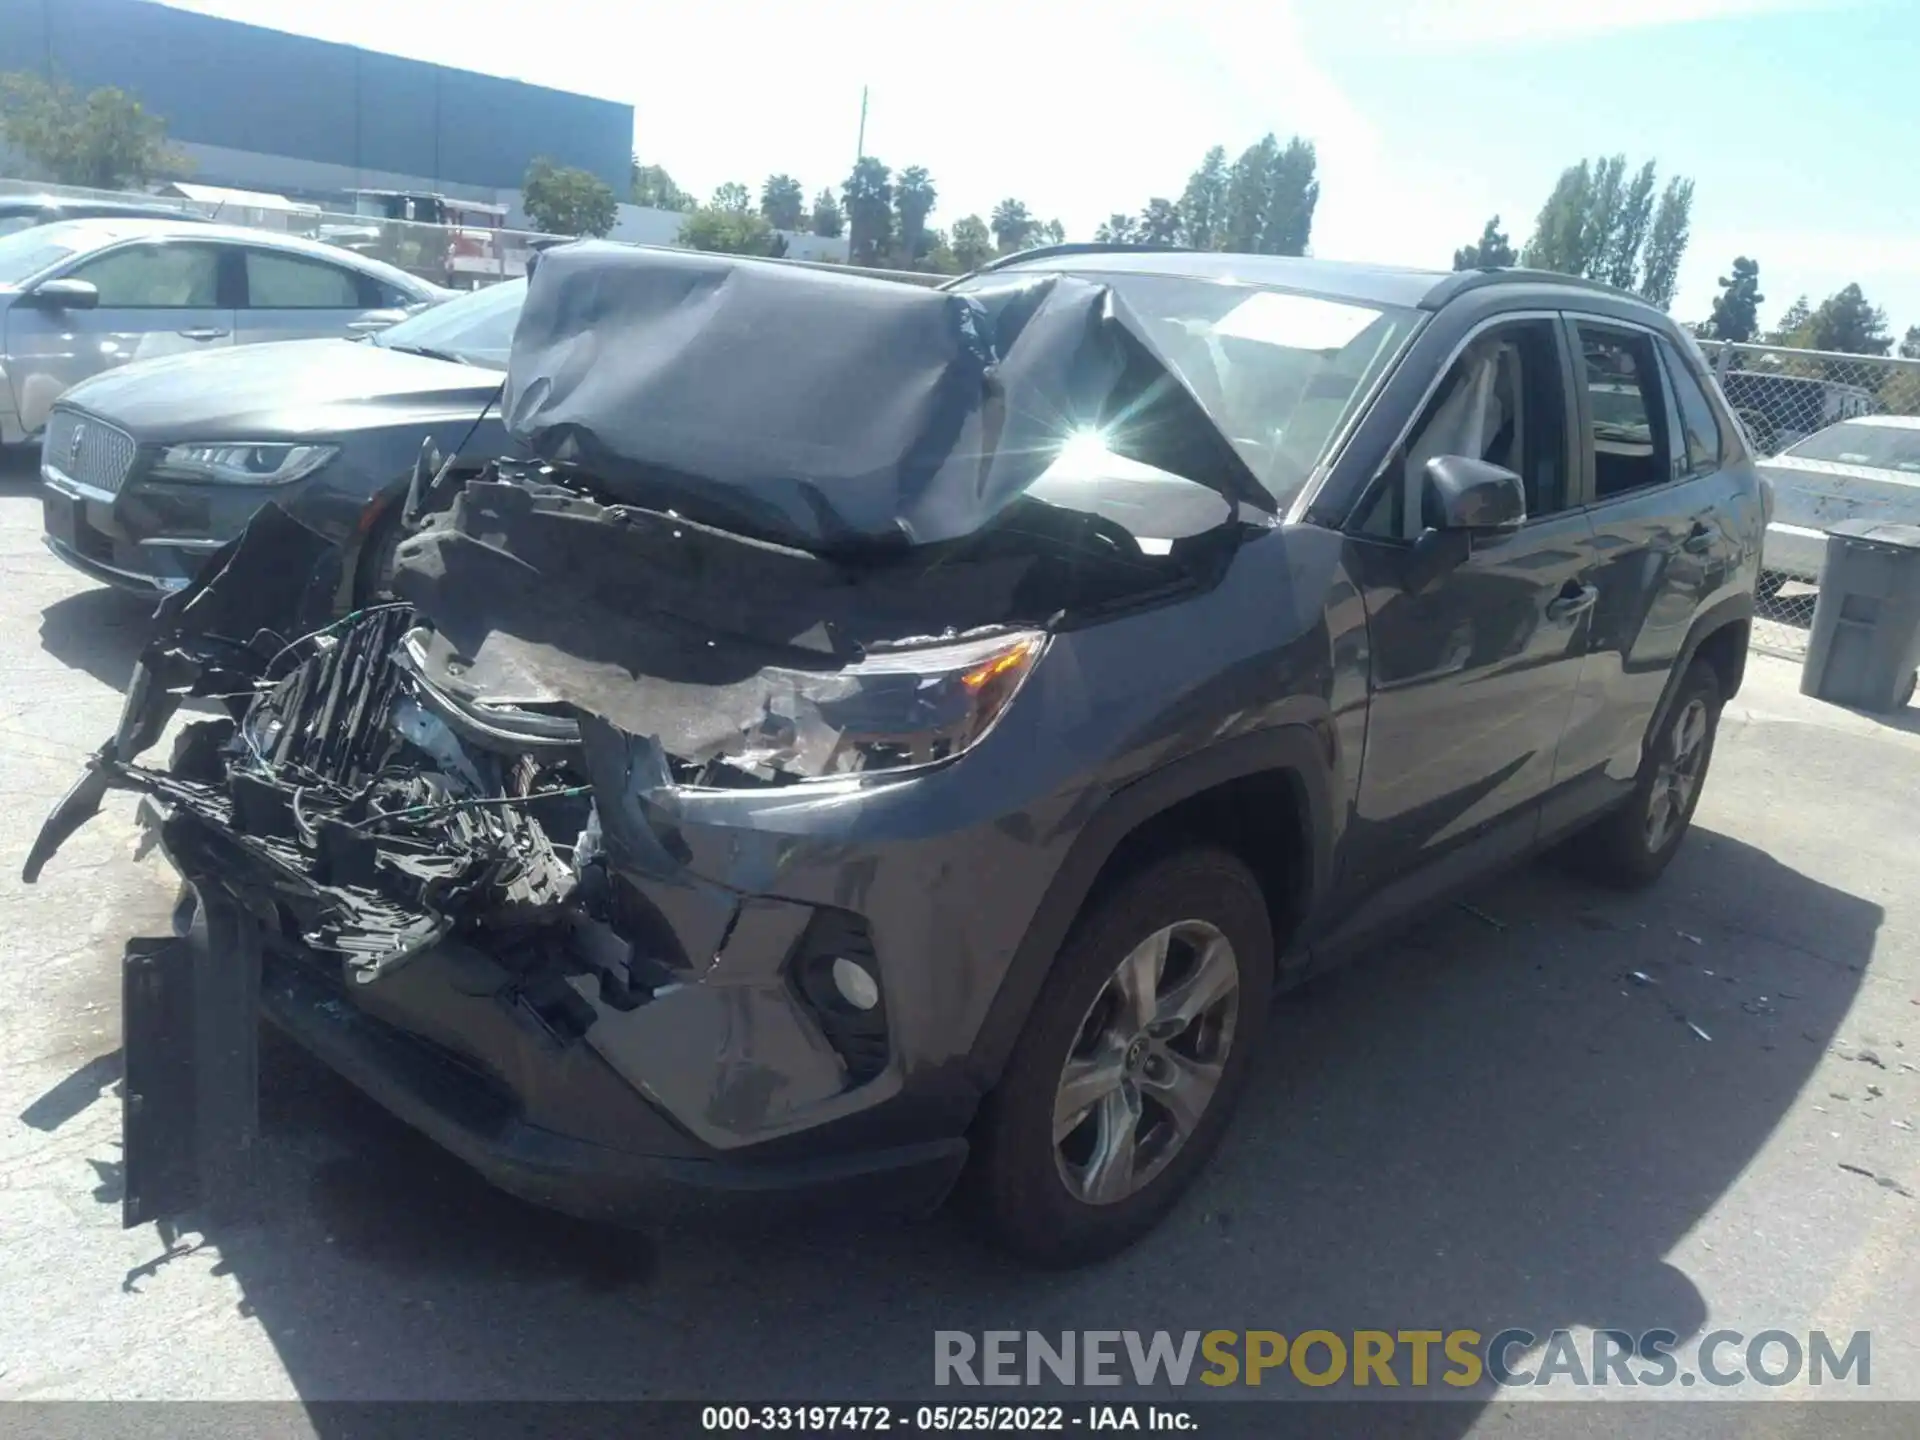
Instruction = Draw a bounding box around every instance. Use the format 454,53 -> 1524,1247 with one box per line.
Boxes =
1336,315 -> 1596,913
6,239 -> 234,435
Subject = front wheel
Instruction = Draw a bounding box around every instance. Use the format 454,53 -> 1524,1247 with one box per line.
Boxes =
968,848 -> 1274,1267
1565,660 -> 1723,889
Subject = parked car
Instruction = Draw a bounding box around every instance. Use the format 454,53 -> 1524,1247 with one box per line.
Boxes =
0,217 -> 449,446
1757,414 -> 1920,594
25,244 -> 1766,1266
1720,367 -> 1877,457
0,194 -> 209,238
38,277 -> 522,595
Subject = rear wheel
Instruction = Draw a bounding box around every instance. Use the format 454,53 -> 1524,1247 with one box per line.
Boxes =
968,848 -> 1273,1267
1565,661 -> 1722,889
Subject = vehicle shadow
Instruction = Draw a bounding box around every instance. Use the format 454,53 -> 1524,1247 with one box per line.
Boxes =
49,823 -> 1866,1417
0,445 -> 39,490
38,585 -> 156,693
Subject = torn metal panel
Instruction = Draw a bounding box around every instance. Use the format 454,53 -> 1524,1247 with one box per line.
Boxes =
500,243 -> 1271,552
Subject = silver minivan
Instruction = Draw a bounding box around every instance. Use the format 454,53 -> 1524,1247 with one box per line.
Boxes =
0,217 -> 447,445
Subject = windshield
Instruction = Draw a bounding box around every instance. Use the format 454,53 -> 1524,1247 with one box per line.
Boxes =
0,222 -> 87,285
1785,421 -> 1920,473
956,270 -> 1421,505
373,278 -> 525,369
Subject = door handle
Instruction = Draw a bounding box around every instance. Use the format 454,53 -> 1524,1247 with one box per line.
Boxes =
176,327 -> 229,341
1682,522 -> 1714,555
1547,582 -> 1599,624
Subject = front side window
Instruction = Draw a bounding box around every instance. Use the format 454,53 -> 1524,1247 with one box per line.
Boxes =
1659,337 -> 1723,478
68,242 -> 220,308
244,250 -> 366,308
1359,319 -> 1569,540
1577,325 -> 1673,499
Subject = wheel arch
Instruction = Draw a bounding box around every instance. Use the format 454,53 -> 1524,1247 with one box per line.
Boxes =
967,723 -> 1336,1090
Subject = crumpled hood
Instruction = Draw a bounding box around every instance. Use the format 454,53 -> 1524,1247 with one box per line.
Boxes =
57,338 -> 500,443
502,243 -> 1271,553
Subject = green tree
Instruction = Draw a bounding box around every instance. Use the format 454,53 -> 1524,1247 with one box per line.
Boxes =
1804,283 -> 1892,355
1521,160 -> 1594,274
1137,197 -> 1182,246
522,156 -> 617,237
842,157 -> 893,265
894,165 -> 938,265
1038,219 -> 1066,246
631,157 -> 693,210
1601,160 -> 1657,291
1452,215 -> 1517,270
1575,154 -> 1627,281
1703,257 -> 1765,343
951,214 -> 993,271
1901,325 -> 1920,361
1768,296 -> 1813,346
1178,145 -> 1229,250
1220,134 -> 1318,255
759,174 -> 805,230
710,182 -> 752,214
0,72 -> 186,189
990,198 -> 1036,254
1637,176 -> 1694,311
918,229 -> 961,275
678,205 -> 781,256
809,188 -> 844,238
1094,212 -> 1140,244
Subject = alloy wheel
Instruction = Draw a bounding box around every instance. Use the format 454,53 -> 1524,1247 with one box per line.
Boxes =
1645,697 -> 1709,852
1052,919 -> 1240,1206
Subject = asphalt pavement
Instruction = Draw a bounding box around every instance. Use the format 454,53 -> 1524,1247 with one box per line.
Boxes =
1,454 -> 1916,1429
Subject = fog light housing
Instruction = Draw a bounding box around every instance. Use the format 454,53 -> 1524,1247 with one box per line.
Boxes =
788,911 -> 889,1085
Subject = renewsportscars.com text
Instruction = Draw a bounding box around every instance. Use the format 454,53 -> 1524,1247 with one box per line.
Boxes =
934,1329 -> 1870,1390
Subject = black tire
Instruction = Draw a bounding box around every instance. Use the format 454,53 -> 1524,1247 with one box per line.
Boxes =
967,847 -> 1274,1267
1755,570 -> 1787,602
1565,661 -> 1723,890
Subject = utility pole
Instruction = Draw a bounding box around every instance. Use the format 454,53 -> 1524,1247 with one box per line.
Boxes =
855,87 -> 868,166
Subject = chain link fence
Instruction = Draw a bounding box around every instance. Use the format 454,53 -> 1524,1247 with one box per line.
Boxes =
1696,340 -> 1920,660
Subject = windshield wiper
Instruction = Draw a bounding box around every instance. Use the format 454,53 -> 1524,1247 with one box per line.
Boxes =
381,342 -> 472,366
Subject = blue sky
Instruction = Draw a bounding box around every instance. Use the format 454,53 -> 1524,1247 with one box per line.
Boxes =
164,0 -> 1918,337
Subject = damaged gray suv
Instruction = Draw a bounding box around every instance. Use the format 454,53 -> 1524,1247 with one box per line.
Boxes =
24,242 -> 1766,1266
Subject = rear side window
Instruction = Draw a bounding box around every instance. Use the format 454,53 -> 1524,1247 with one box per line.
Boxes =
68,242 -> 220,307
1576,325 -> 1674,500
1659,338 -> 1723,477
244,250 -> 366,308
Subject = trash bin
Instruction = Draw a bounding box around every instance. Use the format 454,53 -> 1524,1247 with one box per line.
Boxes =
1799,519 -> 1920,713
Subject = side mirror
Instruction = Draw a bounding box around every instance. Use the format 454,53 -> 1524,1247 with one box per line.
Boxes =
1423,455 -> 1527,532
23,278 -> 100,311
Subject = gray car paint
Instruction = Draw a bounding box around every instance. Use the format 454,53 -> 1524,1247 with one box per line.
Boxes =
23,254 -> 1766,1226
39,333 -> 509,593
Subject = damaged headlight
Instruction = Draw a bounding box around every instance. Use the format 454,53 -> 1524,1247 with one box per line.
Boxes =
710,630 -> 1047,782
152,442 -> 338,486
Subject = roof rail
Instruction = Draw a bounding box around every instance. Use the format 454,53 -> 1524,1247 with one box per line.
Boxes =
1420,265 -> 1654,310
967,240 -> 1192,276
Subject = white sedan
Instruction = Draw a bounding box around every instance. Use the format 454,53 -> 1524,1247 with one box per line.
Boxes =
1757,415 -> 1920,595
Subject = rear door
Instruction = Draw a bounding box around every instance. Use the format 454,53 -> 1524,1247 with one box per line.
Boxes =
1337,313 -> 1597,910
6,238 -> 234,435
1547,317 -> 1731,825
232,246 -> 411,348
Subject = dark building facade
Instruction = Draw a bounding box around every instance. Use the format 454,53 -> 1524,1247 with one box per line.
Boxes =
0,0 -> 633,198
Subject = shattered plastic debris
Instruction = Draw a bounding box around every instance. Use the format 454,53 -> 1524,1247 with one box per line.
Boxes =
1628,970 -> 1656,987
1457,902 -> 1506,931
1895,1119 -> 1915,1132
1685,1021 -> 1712,1042
1676,930 -> 1703,945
